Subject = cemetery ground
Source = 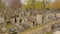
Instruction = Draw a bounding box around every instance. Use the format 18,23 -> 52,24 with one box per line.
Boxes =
0,16 -> 60,34
6,23 -> 42,34
1,11 -> 60,34
46,31 -> 53,34
20,19 -> 60,34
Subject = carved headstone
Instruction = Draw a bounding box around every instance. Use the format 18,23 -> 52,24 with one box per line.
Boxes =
36,14 -> 43,25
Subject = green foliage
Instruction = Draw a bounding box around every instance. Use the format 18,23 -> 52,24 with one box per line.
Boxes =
23,1 -> 43,10
46,31 -> 53,34
35,1 -> 43,10
0,0 -> 5,10
22,0 -> 50,10
0,0 -> 3,9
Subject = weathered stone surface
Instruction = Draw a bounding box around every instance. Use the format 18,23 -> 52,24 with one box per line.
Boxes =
47,26 -> 52,32
36,14 -> 43,25
11,18 -> 15,23
56,13 -> 60,18
15,23 -> 25,31
16,17 -> 20,24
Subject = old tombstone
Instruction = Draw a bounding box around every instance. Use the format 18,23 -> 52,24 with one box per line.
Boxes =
36,14 -> 43,25
42,28 -> 47,34
53,30 -> 60,34
15,23 -> 25,31
46,26 -> 52,32
48,13 -> 56,20
56,13 -> 60,18
16,16 -> 20,24
0,13 -> 6,26
21,18 -> 30,28
29,20 -> 34,28
1,26 -> 7,33
11,17 -> 15,23
28,16 -> 36,28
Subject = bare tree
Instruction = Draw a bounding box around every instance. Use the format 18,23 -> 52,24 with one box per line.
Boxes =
0,0 -> 6,17
8,0 -> 22,23
32,0 -> 36,26
10,0 -> 21,10
42,0 -> 51,24
32,0 -> 35,11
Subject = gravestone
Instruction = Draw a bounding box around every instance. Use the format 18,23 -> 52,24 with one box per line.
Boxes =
36,14 -> 43,25
29,20 -> 34,28
48,13 -> 56,20
16,16 -> 20,24
28,16 -> 36,28
53,31 -> 60,34
0,13 -> 5,26
1,26 -> 7,33
15,23 -> 25,31
42,28 -> 47,34
11,17 -> 15,23
56,13 -> 60,18
22,18 -> 30,27
46,26 -> 52,32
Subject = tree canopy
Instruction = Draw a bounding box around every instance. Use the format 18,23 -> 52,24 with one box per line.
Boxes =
51,0 -> 60,9
22,0 -> 50,10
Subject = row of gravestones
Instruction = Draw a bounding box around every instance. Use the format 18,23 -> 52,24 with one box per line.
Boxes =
0,10 -> 56,32
0,11 -> 59,33
0,13 -> 6,26
51,23 -> 60,31
0,11 -> 58,31
0,13 -> 7,34
10,12 -> 57,31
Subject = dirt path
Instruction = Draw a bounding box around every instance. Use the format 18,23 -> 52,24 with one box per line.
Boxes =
20,19 -> 60,34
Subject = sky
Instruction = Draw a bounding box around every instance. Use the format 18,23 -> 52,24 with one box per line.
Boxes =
50,0 -> 56,2
21,0 -> 27,4
21,0 -> 56,4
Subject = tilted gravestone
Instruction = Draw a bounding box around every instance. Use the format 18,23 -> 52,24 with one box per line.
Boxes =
15,23 -> 25,31
21,18 -> 30,28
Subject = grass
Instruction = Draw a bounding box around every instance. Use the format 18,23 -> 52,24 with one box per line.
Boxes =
6,24 -> 16,30
46,31 -> 53,34
20,24 -> 42,34
20,21 -> 54,34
